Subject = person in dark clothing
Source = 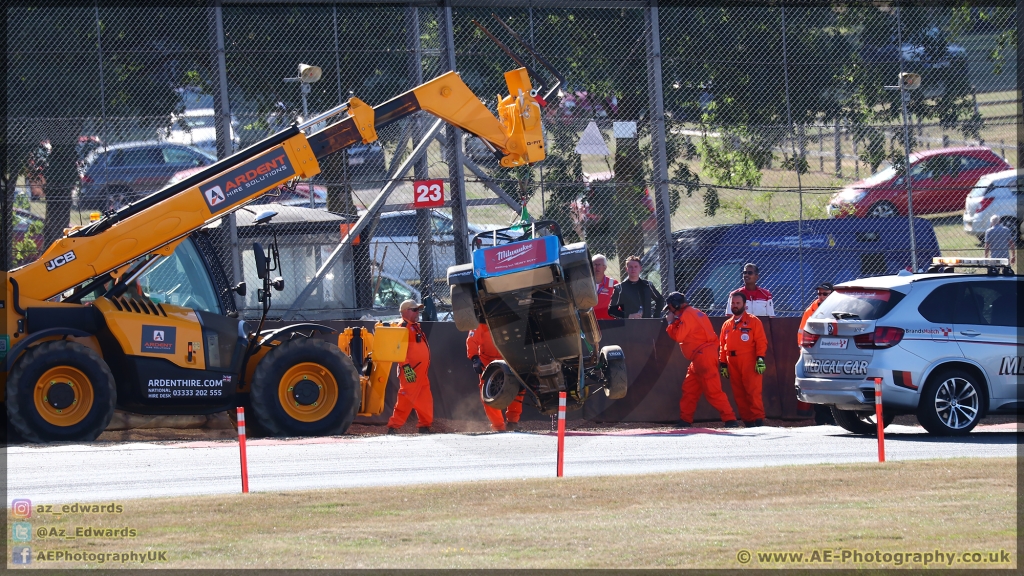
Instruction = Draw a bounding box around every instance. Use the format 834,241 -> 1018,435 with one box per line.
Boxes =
607,255 -> 665,319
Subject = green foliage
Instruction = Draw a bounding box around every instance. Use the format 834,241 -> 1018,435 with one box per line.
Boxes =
698,136 -> 763,188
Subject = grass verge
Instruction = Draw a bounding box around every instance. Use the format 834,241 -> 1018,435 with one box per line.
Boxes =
8,457 -> 1016,569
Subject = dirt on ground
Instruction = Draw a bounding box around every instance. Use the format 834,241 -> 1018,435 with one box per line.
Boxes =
92,411 -> 1018,443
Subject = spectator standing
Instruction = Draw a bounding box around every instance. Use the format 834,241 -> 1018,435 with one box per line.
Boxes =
386,300 -> 434,434
467,323 -> 523,431
798,282 -> 836,425
664,291 -> 741,428
608,256 -> 665,319
730,263 -> 775,317
719,292 -> 768,427
592,254 -> 618,320
984,215 -> 1016,266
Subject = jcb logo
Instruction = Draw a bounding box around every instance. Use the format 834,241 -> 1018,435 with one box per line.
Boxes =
45,250 -> 77,271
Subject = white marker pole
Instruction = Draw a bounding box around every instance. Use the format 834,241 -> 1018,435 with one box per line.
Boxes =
874,377 -> 885,463
556,391 -> 566,477
237,407 -> 250,493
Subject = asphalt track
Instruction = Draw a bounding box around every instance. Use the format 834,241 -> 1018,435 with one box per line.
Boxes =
6,423 -> 1018,505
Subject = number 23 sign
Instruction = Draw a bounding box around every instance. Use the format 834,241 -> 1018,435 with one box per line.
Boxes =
413,179 -> 445,208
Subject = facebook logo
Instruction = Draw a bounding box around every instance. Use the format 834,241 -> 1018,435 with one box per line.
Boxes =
12,546 -> 32,565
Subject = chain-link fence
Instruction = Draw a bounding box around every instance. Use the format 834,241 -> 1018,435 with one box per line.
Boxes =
6,1 -> 1017,319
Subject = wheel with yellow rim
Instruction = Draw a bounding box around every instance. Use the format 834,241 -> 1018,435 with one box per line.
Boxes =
249,339 -> 359,437
7,341 -> 116,443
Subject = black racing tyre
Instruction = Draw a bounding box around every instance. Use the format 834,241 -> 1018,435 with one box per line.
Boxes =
916,368 -> 984,436
830,406 -> 895,435
600,345 -> 628,400
6,341 -> 116,443
249,339 -> 360,437
451,283 -> 481,332
564,261 -> 598,310
579,308 -> 602,349
481,361 -> 521,411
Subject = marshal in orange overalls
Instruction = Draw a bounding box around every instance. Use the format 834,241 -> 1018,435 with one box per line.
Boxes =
666,305 -> 737,423
387,320 -> 434,430
719,310 -> 768,422
467,323 -> 523,431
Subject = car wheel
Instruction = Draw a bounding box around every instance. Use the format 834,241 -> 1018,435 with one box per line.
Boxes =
830,406 -> 895,435
480,361 -> 521,411
867,201 -> 898,218
105,187 -> 136,211
562,260 -> 598,310
599,345 -> 628,400
451,283 -> 482,332
916,368 -> 983,436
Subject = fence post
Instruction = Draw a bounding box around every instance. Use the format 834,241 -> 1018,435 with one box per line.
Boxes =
440,1 -> 470,266
834,118 -> 842,177
644,0 -> 676,294
210,1 -> 242,306
408,6 -> 435,296
780,6 -> 805,307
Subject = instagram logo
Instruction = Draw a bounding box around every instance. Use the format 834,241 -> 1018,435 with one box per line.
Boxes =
11,499 -> 32,518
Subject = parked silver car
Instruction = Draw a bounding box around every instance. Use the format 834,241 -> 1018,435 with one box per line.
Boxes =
796,258 -> 1019,436
963,169 -> 1021,243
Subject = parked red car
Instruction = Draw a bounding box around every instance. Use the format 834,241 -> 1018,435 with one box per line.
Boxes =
827,147 -> 1011,218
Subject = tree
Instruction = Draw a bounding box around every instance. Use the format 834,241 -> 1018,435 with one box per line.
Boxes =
6,3 -> 204,256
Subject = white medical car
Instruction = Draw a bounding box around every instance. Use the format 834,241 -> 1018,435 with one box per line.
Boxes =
795,258 -> 1020,436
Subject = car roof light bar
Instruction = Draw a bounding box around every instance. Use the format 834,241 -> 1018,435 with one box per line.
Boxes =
931,257 -> 1009,266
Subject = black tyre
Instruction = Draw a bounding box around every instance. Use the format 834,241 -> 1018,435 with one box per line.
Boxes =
451,283 -> 481,332
6,341 -> 116,443
867,201 -> 898,218
830,406 -> 895,435
579,308 -> 602,349
916,368 -> 984,436
564,261 -> 598,310
249,339 -> 360,437
481,361 -> 521,411
600,345 -> 628,400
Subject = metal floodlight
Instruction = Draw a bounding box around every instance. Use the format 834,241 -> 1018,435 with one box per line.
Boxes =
298,63 -> 322,84
899,72 -> 921,91
884,72 -> 922,92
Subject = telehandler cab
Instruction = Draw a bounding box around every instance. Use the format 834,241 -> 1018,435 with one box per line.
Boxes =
4,20 -> 561,442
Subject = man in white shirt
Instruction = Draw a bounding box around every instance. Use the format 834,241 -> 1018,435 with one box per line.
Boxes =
728,262 -> 775,317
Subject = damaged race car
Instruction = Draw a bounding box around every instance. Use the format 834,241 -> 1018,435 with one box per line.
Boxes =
447,220 -> 628,415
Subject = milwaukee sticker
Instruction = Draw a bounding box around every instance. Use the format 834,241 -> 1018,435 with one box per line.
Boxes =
200,148 -> 295,214
141,325 -> 176,354
483,239 -> 548,273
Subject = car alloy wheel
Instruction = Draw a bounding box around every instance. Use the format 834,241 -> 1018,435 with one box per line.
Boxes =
932,376 -> 979,431
868,201 -> 897,218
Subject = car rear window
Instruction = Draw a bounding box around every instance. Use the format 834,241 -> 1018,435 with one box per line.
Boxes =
813,288 -> 905,321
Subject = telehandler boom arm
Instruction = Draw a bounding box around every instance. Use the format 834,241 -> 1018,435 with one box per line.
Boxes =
9,68 -> 547,310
